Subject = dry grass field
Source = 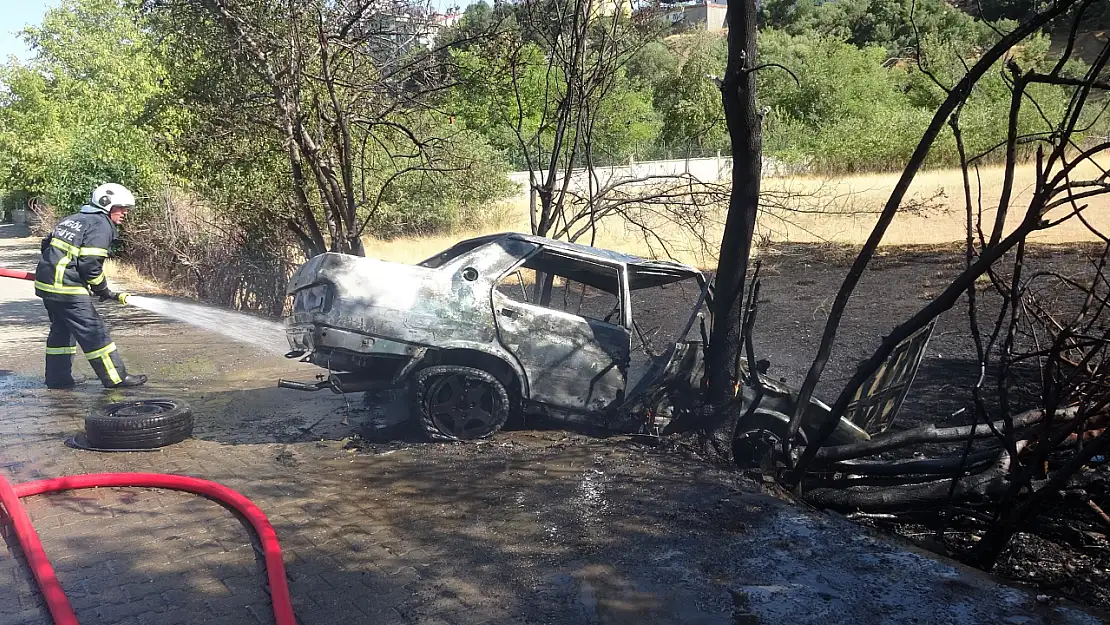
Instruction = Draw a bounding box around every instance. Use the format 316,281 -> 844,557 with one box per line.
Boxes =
361,161 -> 1110,270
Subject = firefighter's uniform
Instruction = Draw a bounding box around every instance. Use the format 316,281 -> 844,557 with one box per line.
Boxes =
34,205 -> 136,388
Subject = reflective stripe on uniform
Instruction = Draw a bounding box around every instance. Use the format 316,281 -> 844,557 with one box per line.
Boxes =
85,342 -> 121,384
101,355 -> 122,384
45,346 -> 77,355
50,238 -> 81,255
84,343 -> 117,360
35,281 -> 90,295
53,249 -> 70,287
49,239 -> 104,257
88,273 -> 105,286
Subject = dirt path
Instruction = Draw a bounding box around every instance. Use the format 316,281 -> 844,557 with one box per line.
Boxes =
0,225 -> 1104,625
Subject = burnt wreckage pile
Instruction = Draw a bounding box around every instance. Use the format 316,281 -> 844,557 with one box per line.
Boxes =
707,0 -> 1110,575
719,254 -> 1110,574
717,285 -> 1043,512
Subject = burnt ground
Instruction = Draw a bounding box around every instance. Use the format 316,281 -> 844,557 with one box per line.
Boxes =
638,241 -> 1110,613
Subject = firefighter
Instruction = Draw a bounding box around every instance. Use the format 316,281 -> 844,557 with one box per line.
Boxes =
34,183 -> 147,389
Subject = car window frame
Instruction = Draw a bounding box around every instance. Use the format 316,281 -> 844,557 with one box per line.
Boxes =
494,246 -> 631,331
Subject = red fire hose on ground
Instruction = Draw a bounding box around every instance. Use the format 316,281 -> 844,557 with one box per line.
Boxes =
0,472 -> 296,625
0,267 -> 35,281
0,270 -> 295,622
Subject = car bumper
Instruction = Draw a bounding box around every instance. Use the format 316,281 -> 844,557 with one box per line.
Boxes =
285,320 -> 420,358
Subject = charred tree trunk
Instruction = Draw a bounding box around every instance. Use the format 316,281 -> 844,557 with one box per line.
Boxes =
702,0 -> 761,457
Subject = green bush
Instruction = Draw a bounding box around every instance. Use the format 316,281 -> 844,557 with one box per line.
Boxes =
756,30 -> 926,172
754,28 -> 1087,173
759,0 -> 994,55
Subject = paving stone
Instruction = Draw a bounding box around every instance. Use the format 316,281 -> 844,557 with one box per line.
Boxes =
137,610 -> 193,625
0,607 -> 49,625
86,594 -> 167,623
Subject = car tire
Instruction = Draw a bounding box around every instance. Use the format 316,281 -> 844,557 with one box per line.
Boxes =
412,365 -> 510,441
84,399 -> 194,450
731,412 -> 806,471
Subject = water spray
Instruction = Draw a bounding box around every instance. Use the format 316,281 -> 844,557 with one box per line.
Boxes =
126,295 -> 289,356
1,266 -> 289,356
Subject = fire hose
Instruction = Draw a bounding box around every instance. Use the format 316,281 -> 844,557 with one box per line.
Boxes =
0,267 -> 34,281
0,472 -> 296,625
2,266 -> 127,303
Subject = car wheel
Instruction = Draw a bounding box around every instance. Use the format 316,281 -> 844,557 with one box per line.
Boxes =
85,399 -> 194,450
412,365 -> 510,441
732,412 -> 805,471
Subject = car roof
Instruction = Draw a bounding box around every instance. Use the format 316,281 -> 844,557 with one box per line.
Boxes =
418,233 -> 705,291
453,232 -> 703,286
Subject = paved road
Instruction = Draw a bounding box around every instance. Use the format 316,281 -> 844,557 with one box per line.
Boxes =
0,223 -> 1103,625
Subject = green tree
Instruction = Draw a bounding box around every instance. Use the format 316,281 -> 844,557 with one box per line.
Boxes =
757,29 -> 926,171
650,31 -> 729,154
760,0 -> 991,55
902,29 -> 1087,163
446,0 -> 706,243
0,0 -> 171,211
626,40 -> 678,92
448,20 -> 660,170
143,0 -> 514,254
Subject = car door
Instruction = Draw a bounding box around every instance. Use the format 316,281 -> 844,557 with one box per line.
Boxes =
491,250 -> 631,414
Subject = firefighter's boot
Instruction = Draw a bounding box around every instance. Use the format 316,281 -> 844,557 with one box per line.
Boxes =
110,374 -> 148,388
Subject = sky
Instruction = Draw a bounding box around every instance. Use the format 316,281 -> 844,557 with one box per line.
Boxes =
0,0 -> 57,63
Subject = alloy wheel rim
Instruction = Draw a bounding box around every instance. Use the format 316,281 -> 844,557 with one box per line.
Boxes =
427,373 -> 499,438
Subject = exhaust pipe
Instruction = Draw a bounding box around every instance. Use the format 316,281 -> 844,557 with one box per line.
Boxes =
277,373 -> 390,394
277,379 -> 329,392
0,267 -> 34,281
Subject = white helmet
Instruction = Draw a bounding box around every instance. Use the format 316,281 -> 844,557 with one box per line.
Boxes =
89,183 -> 136,213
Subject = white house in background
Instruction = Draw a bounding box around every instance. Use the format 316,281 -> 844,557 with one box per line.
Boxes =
661,1 -> 728,30
356,5 -> 465,51
433,10 -> 463,29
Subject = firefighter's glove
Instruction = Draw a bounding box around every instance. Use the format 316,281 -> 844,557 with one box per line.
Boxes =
98,288 -> 129,305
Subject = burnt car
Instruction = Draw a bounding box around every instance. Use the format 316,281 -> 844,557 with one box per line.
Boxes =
279,233 -> 932,463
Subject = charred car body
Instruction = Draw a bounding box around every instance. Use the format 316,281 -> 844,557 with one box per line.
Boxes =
280,233 -> 932,463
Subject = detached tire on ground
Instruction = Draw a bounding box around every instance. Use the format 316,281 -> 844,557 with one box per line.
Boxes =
84,399 -> 194,450
411,365 -> 510,441
731,412 -> 807,471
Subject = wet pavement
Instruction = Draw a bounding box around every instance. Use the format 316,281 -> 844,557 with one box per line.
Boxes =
0,223 -> 1105,624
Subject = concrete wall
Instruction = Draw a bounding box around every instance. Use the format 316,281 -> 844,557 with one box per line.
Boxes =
704,4 -> 727,30
506,154 -> 804,199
